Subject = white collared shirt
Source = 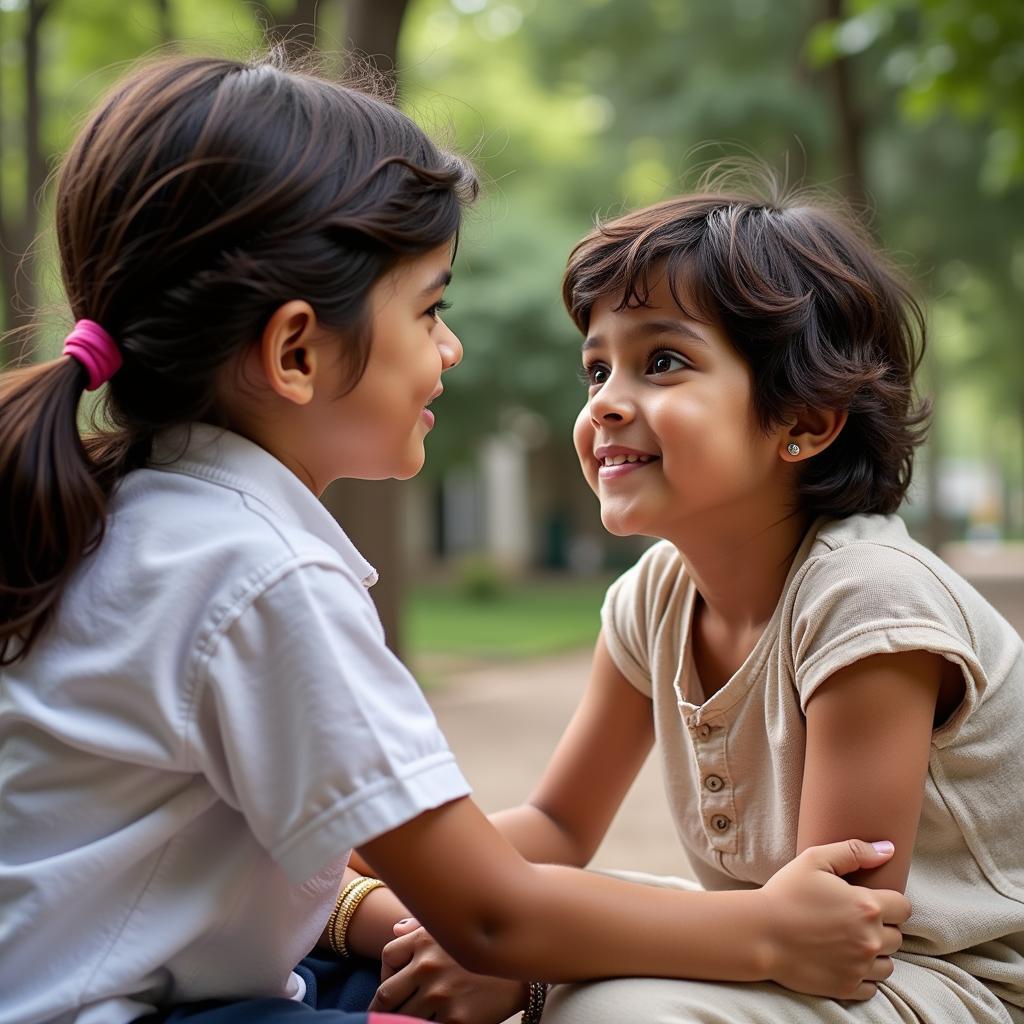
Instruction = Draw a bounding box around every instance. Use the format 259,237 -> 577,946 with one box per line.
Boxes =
0,425 -> 470,1024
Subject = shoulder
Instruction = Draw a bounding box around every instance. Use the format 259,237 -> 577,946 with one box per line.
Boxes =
600,541 -> 688,696
603,539 -> 690,637
100,468 -> 375,682
784,514 -> 993,723
791,514 -> 971,638
112,464 -> 363,592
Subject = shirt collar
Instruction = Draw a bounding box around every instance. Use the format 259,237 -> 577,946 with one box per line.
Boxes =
149,423 -> 378,588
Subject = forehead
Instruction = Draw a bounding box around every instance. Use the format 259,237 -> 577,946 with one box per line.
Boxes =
584,274 -> 714,347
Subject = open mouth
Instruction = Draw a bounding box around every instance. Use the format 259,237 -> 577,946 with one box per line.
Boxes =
597,452 -> 660,479
599,453 -> 658,467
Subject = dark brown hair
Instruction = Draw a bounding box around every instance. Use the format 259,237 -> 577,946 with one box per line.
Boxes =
563,174 -> 930,521
0,53 -> 478,665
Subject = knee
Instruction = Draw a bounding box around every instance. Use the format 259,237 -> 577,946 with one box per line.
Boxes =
544,978 -> 672,1024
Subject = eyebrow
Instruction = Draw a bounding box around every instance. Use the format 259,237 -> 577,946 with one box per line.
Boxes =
421,269 -> 453,295
582,318 -> 708,351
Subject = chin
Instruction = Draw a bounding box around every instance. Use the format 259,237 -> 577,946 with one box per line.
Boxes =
392,450 -> 426,480
600,507 -> 644,538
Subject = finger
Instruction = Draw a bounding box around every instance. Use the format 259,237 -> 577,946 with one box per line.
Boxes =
879,925 -> 903,957
866,956 -> 894,982
801,838 -> 896,876
875,890 -> 912,926
381,931 -> 419,970
369,975 -> 419,1014
393,917 -> 421,937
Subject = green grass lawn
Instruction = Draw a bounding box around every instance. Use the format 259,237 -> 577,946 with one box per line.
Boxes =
406,576 -> 611,661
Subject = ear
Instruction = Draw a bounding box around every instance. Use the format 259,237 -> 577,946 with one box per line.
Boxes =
780,406 -> 848,462
258,300 -> 322,406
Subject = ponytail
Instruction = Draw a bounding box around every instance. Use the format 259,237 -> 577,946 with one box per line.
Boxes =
0,357 -> 109,665
1,52 -> 477,665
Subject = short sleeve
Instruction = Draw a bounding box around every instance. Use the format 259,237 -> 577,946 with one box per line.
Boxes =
789,543 -> 987,747
186,560 -> 470,884
601,541 -> 681,697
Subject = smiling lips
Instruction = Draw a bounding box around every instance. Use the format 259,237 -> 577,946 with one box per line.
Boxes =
594,446 -> 660,479
422,385 -> 443,429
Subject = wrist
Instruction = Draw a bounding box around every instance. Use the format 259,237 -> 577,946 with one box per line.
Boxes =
744,888 -> 777,984
344,883 -> 410,960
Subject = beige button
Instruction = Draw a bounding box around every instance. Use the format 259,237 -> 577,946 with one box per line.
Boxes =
704,774 -> 724,792
696,724 -> 712,740
711,814 -> 731,832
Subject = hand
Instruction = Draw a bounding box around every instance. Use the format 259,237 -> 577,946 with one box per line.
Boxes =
371,918 -> 528,1024
758,839 -> 911,1000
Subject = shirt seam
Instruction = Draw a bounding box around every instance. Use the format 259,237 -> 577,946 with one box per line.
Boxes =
271,750 -> 461,870
797,618 -> 972,688
180,556 -> 367,770
153,461 -> 295,526
800,539 -> 979,652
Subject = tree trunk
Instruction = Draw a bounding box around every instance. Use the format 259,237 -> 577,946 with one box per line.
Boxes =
0,0 -> 50,366
344,0 -> 409,99
155,0 -> 174,46
0,9 -> 15,361
321,479 -> 406,651
823,0 -> 868,212
319,0 -> 413,655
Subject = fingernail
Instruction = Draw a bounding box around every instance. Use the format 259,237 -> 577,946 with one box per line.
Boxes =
872,841 -> 894,855
396,918 -> 411,926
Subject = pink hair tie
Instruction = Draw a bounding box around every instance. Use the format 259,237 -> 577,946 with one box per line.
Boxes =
62,319 -> 122,391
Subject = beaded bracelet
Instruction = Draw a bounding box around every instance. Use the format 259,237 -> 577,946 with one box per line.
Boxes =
521,981 -> 547,1024
327,876 -> 387,958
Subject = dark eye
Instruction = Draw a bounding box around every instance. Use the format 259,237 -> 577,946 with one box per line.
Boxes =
580,362 -> 610,387
426,298 -> 452,319
648,351 -> 688,375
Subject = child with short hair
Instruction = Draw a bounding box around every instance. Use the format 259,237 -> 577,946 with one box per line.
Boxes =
0,61 -> 906,1024
373,179 -> 1024,1023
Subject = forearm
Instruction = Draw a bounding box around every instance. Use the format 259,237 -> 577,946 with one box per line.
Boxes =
331,803 -> 589,963
489,804 -> 590,866
441,862 -> 769,982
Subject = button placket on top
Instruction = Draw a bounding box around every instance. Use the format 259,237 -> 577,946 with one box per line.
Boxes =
687,713 -> 739,854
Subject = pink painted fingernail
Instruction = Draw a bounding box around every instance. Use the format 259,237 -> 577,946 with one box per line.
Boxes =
872,841 -> 894,855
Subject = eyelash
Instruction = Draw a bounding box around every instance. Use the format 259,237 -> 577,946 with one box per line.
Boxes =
426,298 -> 452,319
579,350 -> 689,387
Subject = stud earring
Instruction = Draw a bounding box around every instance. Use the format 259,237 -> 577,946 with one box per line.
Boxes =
787,442 -> 801,457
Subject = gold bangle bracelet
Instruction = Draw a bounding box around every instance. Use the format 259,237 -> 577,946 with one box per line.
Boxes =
325,877 -> 363,952
329,877 -> 387,958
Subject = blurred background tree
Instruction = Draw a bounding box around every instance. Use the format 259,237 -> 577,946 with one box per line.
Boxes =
1,0 -> 1021,652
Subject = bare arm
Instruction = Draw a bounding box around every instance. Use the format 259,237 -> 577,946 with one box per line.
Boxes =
359,639 -> 911,1016
338,633 -> 652,958
489,632 -> 655,865
797,649 -> 960,891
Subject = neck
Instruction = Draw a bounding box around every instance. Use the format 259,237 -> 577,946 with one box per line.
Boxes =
666,507 -> 812,632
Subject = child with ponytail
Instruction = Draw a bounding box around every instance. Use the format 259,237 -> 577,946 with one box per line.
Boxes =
0,58 -> 908,1024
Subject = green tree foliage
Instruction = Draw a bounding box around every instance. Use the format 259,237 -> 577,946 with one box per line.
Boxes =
1,0 -> 1021,531
401,0 -> 1023,533
809,0 -> 1024,192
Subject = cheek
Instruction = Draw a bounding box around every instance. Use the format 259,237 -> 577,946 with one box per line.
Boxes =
573,405 -> 595,467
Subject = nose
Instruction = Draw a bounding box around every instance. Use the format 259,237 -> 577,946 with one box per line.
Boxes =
436,320 -> 463,370
588,372 -> 635,425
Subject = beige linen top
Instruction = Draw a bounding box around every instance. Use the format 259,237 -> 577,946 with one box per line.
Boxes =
602,513 -> 1024,1008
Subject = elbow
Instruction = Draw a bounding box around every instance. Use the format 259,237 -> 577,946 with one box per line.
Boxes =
434,913 -> 521,977
443,934 -> 500,976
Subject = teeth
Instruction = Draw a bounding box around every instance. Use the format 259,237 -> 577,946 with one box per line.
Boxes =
602,454 -> 653,466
